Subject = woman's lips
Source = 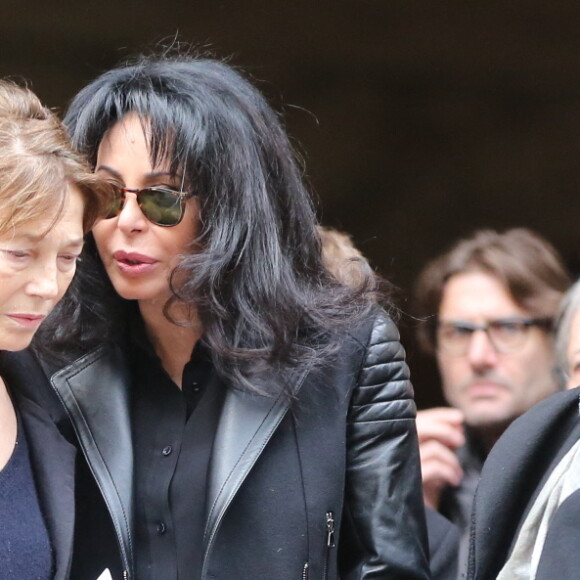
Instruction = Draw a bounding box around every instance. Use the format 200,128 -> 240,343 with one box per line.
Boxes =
7,314 -> 46,329
112,250 -> 158,275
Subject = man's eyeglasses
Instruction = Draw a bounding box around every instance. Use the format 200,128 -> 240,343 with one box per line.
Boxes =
105,184 -> 193,227
436,317 -> 552,356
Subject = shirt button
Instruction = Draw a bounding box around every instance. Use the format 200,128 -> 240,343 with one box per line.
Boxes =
156,522 -> 167,535
162,446 -> 173,456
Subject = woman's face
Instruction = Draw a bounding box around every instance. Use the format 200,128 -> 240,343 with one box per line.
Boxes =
92,114 -> 199,307
0,186 -> 85,351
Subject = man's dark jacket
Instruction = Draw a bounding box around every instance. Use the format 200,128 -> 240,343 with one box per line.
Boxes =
468,387 -> 580,580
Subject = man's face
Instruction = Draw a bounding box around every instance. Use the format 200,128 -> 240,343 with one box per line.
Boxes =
436,271 -> 557,431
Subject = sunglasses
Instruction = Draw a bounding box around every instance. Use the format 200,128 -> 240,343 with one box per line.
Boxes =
105,184 -> 193,227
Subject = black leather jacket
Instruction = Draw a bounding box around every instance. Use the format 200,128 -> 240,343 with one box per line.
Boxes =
14,311 -> 430,580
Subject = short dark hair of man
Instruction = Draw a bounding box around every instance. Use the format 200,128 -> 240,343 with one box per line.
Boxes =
414,228 -> 571,355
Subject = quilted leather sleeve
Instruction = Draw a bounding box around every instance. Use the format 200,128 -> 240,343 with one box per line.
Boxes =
343,312 -> 430,580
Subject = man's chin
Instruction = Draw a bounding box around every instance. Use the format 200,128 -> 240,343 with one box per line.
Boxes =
464,410 -> 515,436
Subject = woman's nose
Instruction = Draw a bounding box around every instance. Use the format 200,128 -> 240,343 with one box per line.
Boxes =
26,264 -> 59,300
116,192 -> 148,233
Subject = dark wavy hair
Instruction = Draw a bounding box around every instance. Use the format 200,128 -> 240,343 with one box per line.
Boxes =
36,53 -> 380,394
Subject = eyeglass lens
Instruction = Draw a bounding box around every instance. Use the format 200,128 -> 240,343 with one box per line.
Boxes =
436,318 -> 544,355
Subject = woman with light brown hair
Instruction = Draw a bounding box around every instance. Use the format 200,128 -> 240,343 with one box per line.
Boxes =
0,80 -> 109,580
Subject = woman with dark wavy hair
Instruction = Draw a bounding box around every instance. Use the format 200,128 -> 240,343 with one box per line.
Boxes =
29,53 -> 430,580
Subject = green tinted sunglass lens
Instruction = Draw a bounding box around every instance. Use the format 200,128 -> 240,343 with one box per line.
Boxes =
107,190 -> 124,218
140,189 -> 183,226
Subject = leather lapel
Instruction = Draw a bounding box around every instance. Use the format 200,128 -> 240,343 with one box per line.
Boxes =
18,396 -> 76,580
203,365 -> 311,560
50,345 -> 134,572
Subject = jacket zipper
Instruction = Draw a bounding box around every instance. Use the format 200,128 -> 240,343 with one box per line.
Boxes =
326,511 -> 335,548
322,511 -> 335,579
302,562 -> 309,580
123,571 -> 129,579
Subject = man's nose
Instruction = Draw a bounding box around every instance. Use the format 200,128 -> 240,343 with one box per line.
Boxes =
466,329 -> 499,370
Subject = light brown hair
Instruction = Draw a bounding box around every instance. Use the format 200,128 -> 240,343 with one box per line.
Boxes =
415,228 -> 571,354
317,226 -> 371,288
0,80 -> 110,234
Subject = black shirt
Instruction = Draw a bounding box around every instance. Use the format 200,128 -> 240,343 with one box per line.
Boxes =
128,317 -> 224,580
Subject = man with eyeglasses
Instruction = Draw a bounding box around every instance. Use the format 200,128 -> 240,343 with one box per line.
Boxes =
413,228 -> 571,572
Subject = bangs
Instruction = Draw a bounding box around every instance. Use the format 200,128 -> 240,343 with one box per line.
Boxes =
0,155 -> 67,235
75,70 -> 209,191
91,84 -> 194,181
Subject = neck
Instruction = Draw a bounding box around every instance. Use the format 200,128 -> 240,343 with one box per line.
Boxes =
468,422 -> 509,456
138,299 -> 203,389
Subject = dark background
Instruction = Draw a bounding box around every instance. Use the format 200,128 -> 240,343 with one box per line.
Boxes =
4,1 -> 580,407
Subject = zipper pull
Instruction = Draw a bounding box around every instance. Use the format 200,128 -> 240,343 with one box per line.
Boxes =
325,511 -> 335,548
302,562 -> 309,580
